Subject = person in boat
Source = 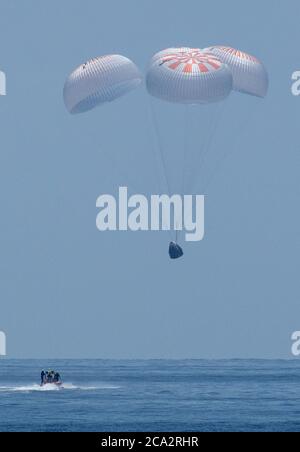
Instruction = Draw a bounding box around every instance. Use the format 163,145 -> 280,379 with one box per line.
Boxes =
54,372 -> 61,384
41,370 -> 61,385
46,370 -> 54,383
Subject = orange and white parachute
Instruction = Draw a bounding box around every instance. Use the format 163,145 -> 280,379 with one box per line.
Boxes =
204,46 -> 269,98
146,48 -> 233,104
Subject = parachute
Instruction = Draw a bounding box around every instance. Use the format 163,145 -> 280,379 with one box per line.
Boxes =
204,46 -> 269,98
63,55 -> 142,114
65,46 -> 268,260
146,46 -> 268,258
146,47 -> 233,258
146,48 -> 233,104
149,47 -> 193,66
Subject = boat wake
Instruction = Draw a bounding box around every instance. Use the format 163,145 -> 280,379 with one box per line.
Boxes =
0,383 -> 120,393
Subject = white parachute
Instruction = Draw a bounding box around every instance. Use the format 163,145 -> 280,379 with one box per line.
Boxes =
64,54 -> 142,114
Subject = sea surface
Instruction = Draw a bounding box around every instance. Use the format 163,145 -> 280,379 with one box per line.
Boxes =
0,359 -> 300,432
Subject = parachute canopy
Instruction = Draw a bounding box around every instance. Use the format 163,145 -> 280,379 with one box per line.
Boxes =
149,47 -> 193,66
204,46 -> 268,98
146,48 -> 233,104
64,55 -> 142,114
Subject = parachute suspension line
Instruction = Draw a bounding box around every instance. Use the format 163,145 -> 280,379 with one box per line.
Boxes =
197,100 -> 228,193
200,105 -> 221,160
178,105 -> 190,242
149,99 -> 172,197
148,98 -> 174,241
181,105 -> 190,197
203,103 -> 259,193
185,102 -> 222,195
145,99 -> 165,195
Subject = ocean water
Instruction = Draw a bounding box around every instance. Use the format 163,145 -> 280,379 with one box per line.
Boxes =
0,359 -> 300,432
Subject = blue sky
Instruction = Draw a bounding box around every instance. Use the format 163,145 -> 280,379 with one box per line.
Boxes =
0,0 -> 300,358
